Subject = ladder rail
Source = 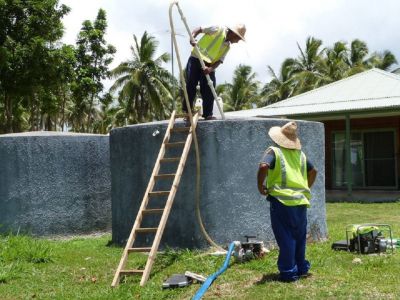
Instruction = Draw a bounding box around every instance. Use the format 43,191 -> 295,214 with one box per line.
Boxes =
140,113 -> 199,285
111,111 -> 177,287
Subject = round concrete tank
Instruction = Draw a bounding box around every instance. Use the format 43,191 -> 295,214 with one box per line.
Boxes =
111,118 -> 327,249
0,132 -> 111,236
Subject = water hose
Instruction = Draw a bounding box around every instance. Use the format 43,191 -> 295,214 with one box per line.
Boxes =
192,242 -> 235,300
169,1 -> 223,251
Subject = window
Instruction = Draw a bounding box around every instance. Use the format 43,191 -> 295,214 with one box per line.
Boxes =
332,130 -> 397,188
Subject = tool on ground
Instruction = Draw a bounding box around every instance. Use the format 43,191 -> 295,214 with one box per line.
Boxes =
332,223 -> 397,254
185,271 -> 207,283
163,274 -> 193,288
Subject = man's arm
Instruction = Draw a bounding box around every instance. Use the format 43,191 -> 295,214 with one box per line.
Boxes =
257,163 -> 269,195
190,27 -> 202,46
307,168 -> 317,188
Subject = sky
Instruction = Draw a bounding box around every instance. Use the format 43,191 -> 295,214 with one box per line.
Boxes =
60,0 -> 400,89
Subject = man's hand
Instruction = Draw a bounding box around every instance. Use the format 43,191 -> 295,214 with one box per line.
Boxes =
190,39 -> 197,47
259,186 -> 268,196
203,66 -> 214,75
190,27 -> 202,46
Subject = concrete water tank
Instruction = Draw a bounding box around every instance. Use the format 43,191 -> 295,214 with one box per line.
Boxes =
111,118 -> 327,249
0,132 -> 111,236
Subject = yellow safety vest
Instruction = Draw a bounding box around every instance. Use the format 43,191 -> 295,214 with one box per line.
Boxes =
265,146 -> 311,207
192,27 -> 230,64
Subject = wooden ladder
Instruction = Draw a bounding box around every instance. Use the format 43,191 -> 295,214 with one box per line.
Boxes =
111,110 -> 199,287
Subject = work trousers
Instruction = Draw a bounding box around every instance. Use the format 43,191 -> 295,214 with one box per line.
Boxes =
270,198 -> 310,281
183,56 -> 216,118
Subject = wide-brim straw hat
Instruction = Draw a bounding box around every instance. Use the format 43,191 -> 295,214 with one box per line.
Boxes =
228,24 -> 246,41
268,121 -> 301,150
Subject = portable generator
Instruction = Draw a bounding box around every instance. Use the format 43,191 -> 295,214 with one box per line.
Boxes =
331,224 -> 395,254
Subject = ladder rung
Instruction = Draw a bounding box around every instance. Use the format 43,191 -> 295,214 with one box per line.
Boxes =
154,173 -> 176,180
120,269 -> 144,275
142,208 -> 164,215
128,247 -> 152,253
171,127 -> 190,133
165,142 -> 186,148
148,191 -> 170,197
160,157 -> 180,163
135,227 -> 158,233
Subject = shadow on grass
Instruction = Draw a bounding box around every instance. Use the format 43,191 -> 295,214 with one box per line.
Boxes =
255,273 -> 281,284
255,273 -> 313,284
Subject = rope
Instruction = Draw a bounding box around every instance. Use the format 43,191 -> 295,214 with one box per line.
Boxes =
168,1 -> 223,251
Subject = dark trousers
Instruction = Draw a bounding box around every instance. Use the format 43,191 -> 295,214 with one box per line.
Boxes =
183,56 -> 216,118
270,199 -> 310,281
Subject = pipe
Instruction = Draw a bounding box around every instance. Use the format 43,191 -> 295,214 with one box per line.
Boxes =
192,242 -> 235,300
169,1 -> 223,251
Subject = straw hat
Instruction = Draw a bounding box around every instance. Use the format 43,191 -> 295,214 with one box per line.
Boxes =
268,121 -> 301,150
228,24 -> 246,41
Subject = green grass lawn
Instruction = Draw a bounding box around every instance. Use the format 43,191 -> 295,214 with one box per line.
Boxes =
1,202 -> 400,299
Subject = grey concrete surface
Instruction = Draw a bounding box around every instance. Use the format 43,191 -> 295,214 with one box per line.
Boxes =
0,132 -> 111,236
111,118 -> 327,249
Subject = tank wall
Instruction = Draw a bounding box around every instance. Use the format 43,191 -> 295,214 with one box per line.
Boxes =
111,118 -> 327,249
0,134 -> 111,236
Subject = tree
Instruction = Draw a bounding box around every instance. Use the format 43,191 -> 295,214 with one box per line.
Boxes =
289,37 -> 328,94
324,41 -> 349,82
261,58 -> 297,105
0,0 -> 70,133
220,64 -> 260,111
366,50 -> 397,71
262,37 -> 398,106
110,32 -> 173,123
71,9 -> 115,132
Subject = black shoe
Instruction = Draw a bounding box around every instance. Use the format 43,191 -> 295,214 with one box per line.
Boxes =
204,116 -> 216,120
279,277 -> 298,283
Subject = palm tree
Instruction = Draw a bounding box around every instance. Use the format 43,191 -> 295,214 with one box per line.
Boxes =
262,37 -> 398,106
324,41 -> 350,82
261,58 -> 297,105
366,50 -> 397,71
110,32 -> 174,123
221,64 -> 260,111
262,37 -> 327,104
290,37 -> 328,94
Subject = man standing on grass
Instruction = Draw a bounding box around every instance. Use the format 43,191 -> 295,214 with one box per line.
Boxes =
183,24 -> 246,120
257,121 -> 317,282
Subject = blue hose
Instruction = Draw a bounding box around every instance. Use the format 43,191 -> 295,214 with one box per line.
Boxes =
192,242 -> 235,300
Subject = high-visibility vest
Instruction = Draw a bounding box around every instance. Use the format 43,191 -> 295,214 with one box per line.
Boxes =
192,27 -> 230,64
265,146 -> 311,207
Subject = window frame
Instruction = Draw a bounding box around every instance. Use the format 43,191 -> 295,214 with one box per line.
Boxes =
331,128 -> 398,190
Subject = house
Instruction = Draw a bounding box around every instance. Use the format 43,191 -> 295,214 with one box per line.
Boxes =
227,68 -> 400,202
